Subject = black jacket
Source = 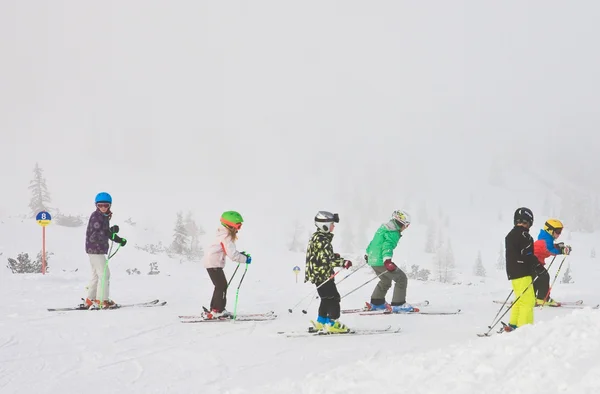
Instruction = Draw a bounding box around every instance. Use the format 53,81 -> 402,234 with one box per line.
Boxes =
505,225 -> 538,280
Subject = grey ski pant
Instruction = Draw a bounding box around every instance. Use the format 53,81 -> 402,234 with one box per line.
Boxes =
370,265 -> 408,306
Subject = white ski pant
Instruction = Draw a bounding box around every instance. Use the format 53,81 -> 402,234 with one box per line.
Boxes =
87,254 -> 110,301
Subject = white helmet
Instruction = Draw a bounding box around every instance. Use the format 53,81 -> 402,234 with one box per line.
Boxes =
392,210 -> 411,227
314,211 -> 339,232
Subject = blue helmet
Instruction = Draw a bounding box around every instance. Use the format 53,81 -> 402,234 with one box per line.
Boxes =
95,192 -> 112,204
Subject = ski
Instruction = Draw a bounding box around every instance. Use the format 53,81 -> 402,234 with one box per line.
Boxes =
493,299 -> 584,306
47,299 -> 165,312
180,314 -> 277,323
540,303 -> 599,309
279,325 -> 401,338
359,308 -> 461,316
178,311 -> 276,320
341,300 -> 430,314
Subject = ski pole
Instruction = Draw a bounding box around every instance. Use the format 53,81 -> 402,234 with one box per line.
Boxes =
232,263 -> 249,320
288,270 -> 342,314
335,261 -> 368,287
482,275 -> 541,336
99,243 -> 121,309
489,289 -> 514,327
227,264 -> 240,289
482,256 -> 558,334
541,256 -> 567,307
340,269 -> 388,300
298,263 -> 367,315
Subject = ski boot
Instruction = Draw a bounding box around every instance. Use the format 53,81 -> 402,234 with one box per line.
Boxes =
499,322 -> 517,333
391,303 -> 418,313
325,319 -> 350,334
310,316 -> 329,332
202,309 -> 231,320
536,298 -> 561,307
364,301 -> 392,312
84,298 -> 95,309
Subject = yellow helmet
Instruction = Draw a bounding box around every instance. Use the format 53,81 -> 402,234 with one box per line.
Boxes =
544,219 -> 564,234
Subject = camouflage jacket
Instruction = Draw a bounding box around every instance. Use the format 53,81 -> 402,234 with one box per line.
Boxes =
304,231 -> 344,285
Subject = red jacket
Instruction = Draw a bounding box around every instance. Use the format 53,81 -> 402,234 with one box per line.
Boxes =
533,229 -> 561,265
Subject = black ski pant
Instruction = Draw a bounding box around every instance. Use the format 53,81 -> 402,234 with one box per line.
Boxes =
316,280 -> 341,320
207,268 -> 227,312
533,265 -> 551,301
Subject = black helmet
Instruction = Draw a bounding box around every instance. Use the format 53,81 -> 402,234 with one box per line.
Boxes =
514,207 -> 534,226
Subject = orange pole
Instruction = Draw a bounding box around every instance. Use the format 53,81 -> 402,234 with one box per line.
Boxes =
42,226 -> 46,275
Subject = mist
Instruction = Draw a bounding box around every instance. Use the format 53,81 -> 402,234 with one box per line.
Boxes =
2,1 -> 600,233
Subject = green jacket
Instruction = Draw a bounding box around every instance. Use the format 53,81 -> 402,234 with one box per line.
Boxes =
305,231 -> 344,285
365,220 -> 403,267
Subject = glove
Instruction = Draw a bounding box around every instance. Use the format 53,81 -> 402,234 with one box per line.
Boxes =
562,245 -> 572,255
241,251 -> 252,264
109,225 -> 120,234
384,259 -> 397,272
343,260 -> 352,269
111,233 -> 127,247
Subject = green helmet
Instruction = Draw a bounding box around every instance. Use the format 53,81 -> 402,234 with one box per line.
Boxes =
220,211 -> 244,229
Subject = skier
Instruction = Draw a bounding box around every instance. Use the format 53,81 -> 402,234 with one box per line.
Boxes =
84,192 -> 127,309
533,219 -> 572,306
364,210 -> 415,313
504,207 -> 538,331
202,211 -> 251,319
305,211 -> 353,333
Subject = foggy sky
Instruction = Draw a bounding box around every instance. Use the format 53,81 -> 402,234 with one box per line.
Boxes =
2,1 -> 600,225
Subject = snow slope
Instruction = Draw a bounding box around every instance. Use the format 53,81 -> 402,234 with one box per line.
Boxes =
1,217 -> 599,394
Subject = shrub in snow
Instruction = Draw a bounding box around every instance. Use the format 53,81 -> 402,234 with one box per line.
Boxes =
7,251 -> 51,274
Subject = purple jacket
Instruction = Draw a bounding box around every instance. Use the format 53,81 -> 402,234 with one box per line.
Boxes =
85,209 -> 110,254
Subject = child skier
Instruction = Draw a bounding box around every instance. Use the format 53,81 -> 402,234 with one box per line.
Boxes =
202,211 -> 251,319
533,219 -> 572,306
504,207 -> 538,331
305,211 -> 353,333
85,192 -> 127,309
364,210 -> 415,313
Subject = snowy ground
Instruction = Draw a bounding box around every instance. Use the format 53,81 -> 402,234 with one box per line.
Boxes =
1,219 -> 600,394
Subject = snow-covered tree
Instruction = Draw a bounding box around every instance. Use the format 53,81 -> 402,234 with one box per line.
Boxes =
170,212 -> 188,254
434,239 -> 455,283
184,211 -> 204,258
340,224 -> 356,253
496,243 -> 506,270
561,267 -> 573,284
474,251 -> 486,277
591,247 -> 596,259
288,220 -> 306,252
425,223 -> 436,253
28,163 -> 52,218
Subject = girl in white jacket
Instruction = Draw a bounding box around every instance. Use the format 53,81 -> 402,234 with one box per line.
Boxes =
202,211 -> 251,319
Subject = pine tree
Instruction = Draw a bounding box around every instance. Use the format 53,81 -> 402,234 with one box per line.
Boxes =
591,248 -> 596,259
183,211 -> 203,258
496,243 -> 506,270
434,239 -> 455,283
288,220 -> 306,252
561,267 -> 573,284
28,163 -> 52,217
444,239 -> 456,283
170,212 -> 188,254
425,223 -> 436,253
474,250 -> 486,277
340,224 -> 356,253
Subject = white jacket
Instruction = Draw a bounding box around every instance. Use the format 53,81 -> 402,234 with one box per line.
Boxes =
203,227 -> 248,269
